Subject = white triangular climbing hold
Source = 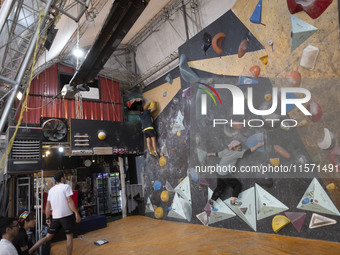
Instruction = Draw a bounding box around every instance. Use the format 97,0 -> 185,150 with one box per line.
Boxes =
290,15 -> 318,52
208,188 -> 236,225
174,176 -> 191,204
168,193 -> 187,220
297,178 -> 340,216
255,184 -> 289,220
225,187 -> 257,231
309,213 -> 337,229
145,197 -> 154,213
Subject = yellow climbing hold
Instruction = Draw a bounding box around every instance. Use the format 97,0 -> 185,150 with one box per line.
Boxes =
264,93 -> 272,101
177,131 -> 181,136
178,177 -> 184,184
270,158 -> 280,167
154,207 -> 164,219
297,119 -> 308,127
326,183 -> 335,190
159,156 -> 167,167
272,215 -> 290,232
161,190 -> 169,202
259,55 -> 268,70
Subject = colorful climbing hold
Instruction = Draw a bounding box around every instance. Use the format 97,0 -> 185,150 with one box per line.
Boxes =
273,145 -> 290,159
307,100 -> 322,122
297,119 -> 308,127
270,158 -> 280,167
250,65 -> 261,78
326,183 -> 335,190
264,92 -> 272,101
287,0 -> 333,19
330,147 -> 340,168
259,55 -> 268,70
272,215 -> 290,232
286,71 -> 301,87
159,156 -> 167,167
212,32 -> 226,55
153,180 -> 162,191
154,207 -> 164,219
161,190 -> 169,202
238,39 -> 248,58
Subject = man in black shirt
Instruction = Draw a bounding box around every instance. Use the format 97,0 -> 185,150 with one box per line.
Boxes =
137,101 -> 159,158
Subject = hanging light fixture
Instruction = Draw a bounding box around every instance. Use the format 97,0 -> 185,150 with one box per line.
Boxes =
16,91 -> 23,100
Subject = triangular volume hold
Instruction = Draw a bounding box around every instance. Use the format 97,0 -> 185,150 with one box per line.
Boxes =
290,15 -> 318,52
168,193 -> 187,220
179,10 -> 264,62
255,183 -> 289,220
284,212 -> 306,232
145,197 -> 154,213
199,174 -> 210,187
174,176 -> 192,204
309,213 -> 337,229
165,181 -> 175,192
225,187 -> 257,231
204,202 -> 212,217
297,178 -> 340,216
250,0 -> 263,24
207,187 -> 236,225
209,200 -> 236,225
196,211 -> 209,226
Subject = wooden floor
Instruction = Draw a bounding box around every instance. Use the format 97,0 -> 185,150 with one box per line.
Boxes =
50,216 -> 340,255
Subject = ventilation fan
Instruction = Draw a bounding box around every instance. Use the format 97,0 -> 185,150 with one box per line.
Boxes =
42,119 -> 67,142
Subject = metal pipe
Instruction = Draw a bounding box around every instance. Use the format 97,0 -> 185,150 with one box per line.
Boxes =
0,0 -> 15,34
0,0 -> 54,134
118,157 -> 126,218
182,0 -> 189,41
0,75 -> 17,86
75,6 -> 87,22
0,88 -> 14,102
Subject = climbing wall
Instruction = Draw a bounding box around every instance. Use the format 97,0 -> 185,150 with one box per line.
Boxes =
141,0 -> 340,242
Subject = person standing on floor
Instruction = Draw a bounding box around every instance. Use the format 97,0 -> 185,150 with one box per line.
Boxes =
137,101 -> 159,158
29,172 -> 81,255
207,140 -> 264,206
0,217 -> 20,255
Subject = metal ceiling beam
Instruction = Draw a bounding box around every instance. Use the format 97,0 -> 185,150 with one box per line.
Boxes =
0,0 -> 54,134
69,0 -> 148,88
0,0 -> 15,34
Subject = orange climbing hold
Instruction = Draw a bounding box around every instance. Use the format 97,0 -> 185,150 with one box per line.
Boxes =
212,32 -> 226,55
274,145 -> 291,159
250,65 -> 261,78
286,71 -> 301,87
238,40 -> 248,58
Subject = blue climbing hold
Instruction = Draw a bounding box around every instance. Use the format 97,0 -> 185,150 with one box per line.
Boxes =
302,197 -> 310,204
250,0 -> 262,24
153,180 -> 162,191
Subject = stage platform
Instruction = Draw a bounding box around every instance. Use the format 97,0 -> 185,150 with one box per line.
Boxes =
51,216 -> 340,255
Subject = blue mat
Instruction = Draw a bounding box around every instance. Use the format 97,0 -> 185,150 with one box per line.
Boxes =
78,215 -> 107,235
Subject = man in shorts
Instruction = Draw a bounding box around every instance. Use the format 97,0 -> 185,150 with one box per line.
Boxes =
137,101 -> 159,158
29,172 -> 81,255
